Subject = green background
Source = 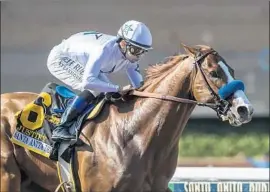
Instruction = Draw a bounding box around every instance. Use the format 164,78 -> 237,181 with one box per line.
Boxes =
178,117 -> 269,157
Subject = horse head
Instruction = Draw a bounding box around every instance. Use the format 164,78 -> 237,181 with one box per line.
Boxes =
181,43 -> 254,126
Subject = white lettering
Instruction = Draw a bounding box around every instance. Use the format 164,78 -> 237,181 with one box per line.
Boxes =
13,131 -> 52,154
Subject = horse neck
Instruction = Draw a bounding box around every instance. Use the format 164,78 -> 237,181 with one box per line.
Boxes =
133,57 -> 196,151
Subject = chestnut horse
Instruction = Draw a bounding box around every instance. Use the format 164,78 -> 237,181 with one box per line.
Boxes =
1,44 -> 254,192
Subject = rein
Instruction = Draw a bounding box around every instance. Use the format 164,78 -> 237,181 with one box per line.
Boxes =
128,50 -> 229,113
129,90 -> 218,108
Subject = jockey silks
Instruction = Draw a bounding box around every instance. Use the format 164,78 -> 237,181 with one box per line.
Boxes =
47,31 -> 143,96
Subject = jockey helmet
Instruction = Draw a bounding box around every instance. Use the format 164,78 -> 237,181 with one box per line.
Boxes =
117,20 -> 153,62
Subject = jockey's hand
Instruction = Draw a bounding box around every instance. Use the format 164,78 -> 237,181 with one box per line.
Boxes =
119,85 -> 133,95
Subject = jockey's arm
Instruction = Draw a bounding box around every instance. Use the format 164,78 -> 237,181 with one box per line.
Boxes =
98,73 -> 113,84
81,49 -> 120,92
126,63 -> 144,88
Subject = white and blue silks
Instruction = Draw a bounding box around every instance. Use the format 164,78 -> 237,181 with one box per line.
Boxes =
47,31 -> 144,96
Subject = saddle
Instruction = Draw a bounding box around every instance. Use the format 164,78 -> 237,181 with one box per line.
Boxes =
10,82 -> 119,192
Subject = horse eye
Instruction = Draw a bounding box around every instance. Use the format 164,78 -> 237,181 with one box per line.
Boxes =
209,71 -> 219,78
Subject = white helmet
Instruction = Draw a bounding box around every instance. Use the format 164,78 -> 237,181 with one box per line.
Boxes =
117,20 -> 153,50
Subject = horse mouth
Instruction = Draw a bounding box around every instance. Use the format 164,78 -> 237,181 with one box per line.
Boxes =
229,118 -> 243,127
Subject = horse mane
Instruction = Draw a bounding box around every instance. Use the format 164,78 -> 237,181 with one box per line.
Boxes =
139,52 -> 189,91
139,44 -> 218,92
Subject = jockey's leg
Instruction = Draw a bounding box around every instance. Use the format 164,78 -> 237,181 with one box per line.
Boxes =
51,89 -> 95,141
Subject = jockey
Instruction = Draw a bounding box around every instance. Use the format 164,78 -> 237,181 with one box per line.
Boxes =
47,20 -> 153,141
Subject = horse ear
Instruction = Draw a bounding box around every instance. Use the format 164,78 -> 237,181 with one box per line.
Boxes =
181,43 -> 197,56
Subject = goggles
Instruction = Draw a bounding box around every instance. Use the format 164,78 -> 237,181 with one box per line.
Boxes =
126,42 -> 148,56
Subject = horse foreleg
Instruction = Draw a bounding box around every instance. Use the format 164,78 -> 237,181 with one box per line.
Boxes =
151,144 -> 179,192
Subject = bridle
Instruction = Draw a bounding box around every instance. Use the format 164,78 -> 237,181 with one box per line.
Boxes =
192,50 -> 231,116
128,49 -> 231,117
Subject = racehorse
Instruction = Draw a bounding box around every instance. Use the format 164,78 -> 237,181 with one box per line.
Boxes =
1,44 -> 254,192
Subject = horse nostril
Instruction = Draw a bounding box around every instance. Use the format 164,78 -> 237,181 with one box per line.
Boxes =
237,106 -> 248,118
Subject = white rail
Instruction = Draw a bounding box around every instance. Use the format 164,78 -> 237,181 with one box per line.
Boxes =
171,167 -> 269,181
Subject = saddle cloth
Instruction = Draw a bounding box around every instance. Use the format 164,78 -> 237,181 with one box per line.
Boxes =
11,82 -> 106,158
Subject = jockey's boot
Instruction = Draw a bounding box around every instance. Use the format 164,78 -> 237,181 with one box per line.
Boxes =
51,90 -> 95,142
